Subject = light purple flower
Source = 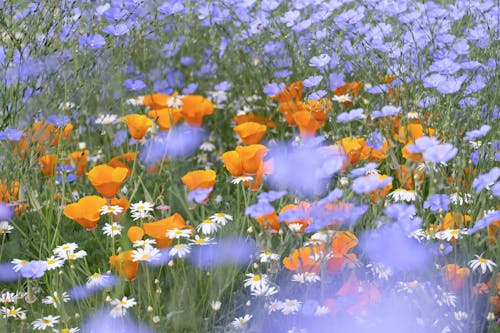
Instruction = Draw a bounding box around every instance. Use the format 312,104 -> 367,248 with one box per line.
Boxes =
422,143 -> 458,163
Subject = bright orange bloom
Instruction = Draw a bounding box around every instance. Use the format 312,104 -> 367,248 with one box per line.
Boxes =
108,152 -> 137,177
255,211 -> 280,231
278,100 -> 307,125
307,98 -> 331,123
63,195 -> 107,230
370,174 -> 393,201
125,114 -> 153,140
488,218 -> 500,245
180,95 -> 214,126
293,111 -> 320,138
148,108 -> 183,131
333,81 -> 363,106
283,244 -> 324,273
234,122 -> 267,145
280,202 -> 313,231
233,112 -> 276,129
127,226 -> 144,243
235,145 -> 267,175
142,213 -> 190,248
220,151 -> 244,177
443,264 -> 470,291
67,150 -> 88,177
327,274 -> 380,316
396,164 -> 424,190
0,180 -> 19,202
181,169 -> 216,192
87,164 -> 128,199
441,212 -> 471,230
39,154 -> 57,176
337,137 -> 366,165
142,93 -> 170,109
271,81 -> 303,103
109,250 -> 139,280
327,231 -> 358,274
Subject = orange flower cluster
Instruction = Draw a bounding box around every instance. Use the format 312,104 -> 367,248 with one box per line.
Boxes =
221,144 -> 270,190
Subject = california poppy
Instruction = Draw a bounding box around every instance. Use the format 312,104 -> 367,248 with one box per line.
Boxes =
255,211 -> 280,231
67,150 -> 88,177
63,195 -> 107,230
234,112 -> 276,129
180,95 -> 214,126
142,93 -> 170,109
181,170 -> 216,192
108,152 -> 137,177
125,114 -> 153,140
39,154 -> 57,176
0,180 -> 19,202
283,244 -> 324,273
109,250 -> 139,280
443,264 -> 470,291
234,122 -> 267,145
127,226 -> 144,243
148,108 -> 183,131
333,81 -> 362,106
142,213 -> 190,248
293,111 -> 320,138
87,164 -> 128,199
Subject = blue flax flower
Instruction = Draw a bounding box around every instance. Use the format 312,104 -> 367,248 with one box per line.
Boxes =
423,194 -> 450,213
472,167 -> 500,191
422,143 -> 458,163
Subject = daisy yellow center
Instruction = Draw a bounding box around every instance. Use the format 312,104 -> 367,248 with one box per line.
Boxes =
111,225 -> 119,231
195,238 -> 206,244
136,205 -> 145,210
47,259 -> 55,265
264,251 -> 272,255
252,275 -> 261,281
141,254 -> 150,260
174,244 -> 183,249
478,258 -> 487,263
174,230 -> 183,235
42,319 -> 51,324
92,273 -> 101,279
203,219 -> 212,224
9,309 -> 17,315
68,253 -> 76,260
450,230 -> 459,235
216,213 -> 224,217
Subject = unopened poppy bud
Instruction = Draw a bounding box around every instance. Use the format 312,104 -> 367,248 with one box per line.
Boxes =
168,260 -> 174,267
153,316 -> 160,323
105,296 -> 112,303
147,306 -> 153,313
75,313 -> 80,319
156,288 -> 162,294
247,226 -> 253,234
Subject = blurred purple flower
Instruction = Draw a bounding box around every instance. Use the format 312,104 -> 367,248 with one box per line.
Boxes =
349,163 -> 378,177
263,82 -> 286,96
308,90 -> 327,100
214,81 -> 231,91
467,210 -> 500,235
245,201 -> 274,218
492,182 -> 500,197
336,108 -> 365,123
351,174 -> 393,194
371,105 -> 401,119
81,307 -> 153,333
187,187 -> 213,204
317,188 -> 343,206
70,274 -> 117,300
422,143 -> 458,163
406,136 -> 439,153
189,236 -> 256,268
366,132 -> 386,150
46,115 -> 70,127
79,34 -> 106,49
0,202 -> 13,221
103,7 -> 129,21
384,203 -> 417,220
139,124 -> 207,166
20,261 -> 47,279
303,75 -> 323,88
360,223 -> 431,272
123,79 -> 146,91
266,139 -> 346,198
472,167 -> 500,191
309,54 -> 331,68
0,128 -> 24,141
436,75 -> 467,94
103,23 -> 130,37
0,263 -> 21,282
329,72 -> 345,90
257,190 -> 287,203
429,58 -> 460,75
423,194 -> 450,213
464,125 -> 491,141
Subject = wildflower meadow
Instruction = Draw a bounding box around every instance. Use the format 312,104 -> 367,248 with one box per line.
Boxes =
1,0 -> 499,332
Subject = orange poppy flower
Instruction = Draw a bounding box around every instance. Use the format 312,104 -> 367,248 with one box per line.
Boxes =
127,226 -> 144,243
39,154 -> 57,176
0,180 -> 19,202
280,202 -> 313,231
443,264 -> 470,291
67,150 -> 88,177
328,274 -> 380,316
142,93 -> 170,109
221,151 -> 244,177
125,114 -> 153,140
63,195 -> 107,230
233,112 -> 276,129
234,122 -> 267,145
109,196 -> 130,221
307,98 -> 331,123
293,111 -> 320,138
255,211 -> 280,231
108,152 -> 137,177
283,244 -> 324,273
441,212 -> 471,231
87,164 -> 128,199
142,213 -> 190,248
181,169 -> 216,192
109,250 -> 139,280
333,81 -> 362,106
235,145 -> 268,175
402,143 -> 423,163
180,95 -> 214,126
271,81 -> 303,103
396,164 -> 424,190
370,174 -> 393,201
148,108 -> 183,131
488,218 -> 500,245
337,137 -> 366,165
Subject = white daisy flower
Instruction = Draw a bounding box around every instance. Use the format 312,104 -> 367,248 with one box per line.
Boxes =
133,239 -> 157,247
291,273 -> 305,284
109,297 -> 136,318
168,243 -> 192,258
449,192 -> 472,205
132,245 -> 161,263
63,250 -> 87,261
53,243 -> 79,258
10,259 -> 28,272
244,273 -> 269,291
44,256 -> 65,270
468,254 -> 497,274
333,94 -> 352,103
266,299 -> 283,313
0,292 -> 18,304
231,314 -> 252,329
102,222 -> 123,237
86,273 -> 114,289
32,315 -> 60,330
166,95 -> 184,108
387,188 -> 419,202
42,292 -> 70,308
100,205 -> 124,216
259,250 -> 280,263
0,221 -> 13,234
130,201 -> 154,220
231,176 -> 253,184
1,306 -> 26,319
200,141 -> 215,152
196,219 -> 220,235
287,223 -> 303,232
304,272 -> 320,283
250,284 -> 279,297
280,299 -> 301,315
189,235 -> 215,246
166,228 -> 193,239
209,213 -> 233,225
314,305 -> 329,316
95,114 -> 118,125
434,229 -> 468,242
